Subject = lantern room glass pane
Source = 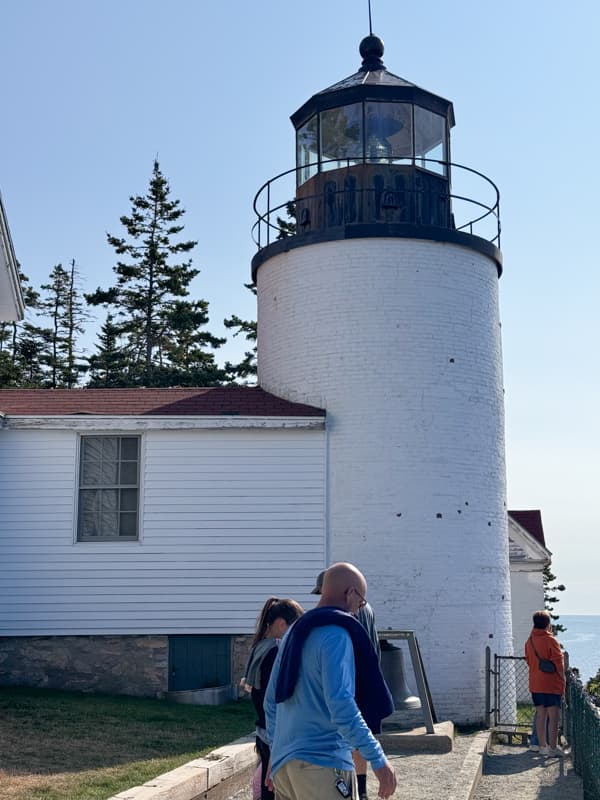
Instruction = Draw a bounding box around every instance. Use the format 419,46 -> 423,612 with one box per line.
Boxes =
320,103 -> 363,171
414,107 -> 447,175
365,102 -> 413,163
297,115 -> 319,186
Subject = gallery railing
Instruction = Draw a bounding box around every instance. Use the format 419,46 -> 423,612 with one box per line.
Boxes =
252,157 -> 501,252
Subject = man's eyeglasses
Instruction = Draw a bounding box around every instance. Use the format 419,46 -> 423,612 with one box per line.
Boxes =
351,587 -> 367,609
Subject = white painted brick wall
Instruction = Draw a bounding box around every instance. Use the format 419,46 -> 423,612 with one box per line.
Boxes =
256,237 -> 513,723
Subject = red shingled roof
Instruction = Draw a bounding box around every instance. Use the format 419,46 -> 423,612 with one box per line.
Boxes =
0,387 -> 325,417
508,509 -> 546,547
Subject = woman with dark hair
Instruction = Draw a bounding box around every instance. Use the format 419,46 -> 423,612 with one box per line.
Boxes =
242,597 -> 304,800
525,609 -> 566,757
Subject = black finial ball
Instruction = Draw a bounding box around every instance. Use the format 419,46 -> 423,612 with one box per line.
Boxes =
359,35 -> 384,62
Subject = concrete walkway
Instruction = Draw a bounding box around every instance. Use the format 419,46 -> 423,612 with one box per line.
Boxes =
228,732 -> 489,800
230,735 -> 585,800
108,732 -> 585,800
473,742 -> 583,800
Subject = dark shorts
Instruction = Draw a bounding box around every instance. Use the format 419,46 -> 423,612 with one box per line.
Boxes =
531,692 -> 562,708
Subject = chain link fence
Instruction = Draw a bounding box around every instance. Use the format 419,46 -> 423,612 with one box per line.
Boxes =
565,671 -> 600,800
486,648 -> 534,733
485,650 -> 600,797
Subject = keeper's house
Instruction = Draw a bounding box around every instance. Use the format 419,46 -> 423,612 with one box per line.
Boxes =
0,388 -> 326,697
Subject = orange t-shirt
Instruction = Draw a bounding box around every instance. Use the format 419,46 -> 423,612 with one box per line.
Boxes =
525,628 -> 565,695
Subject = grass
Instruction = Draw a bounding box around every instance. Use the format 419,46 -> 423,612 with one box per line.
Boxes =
0,686 -> 255,800
516,702 -> 535,726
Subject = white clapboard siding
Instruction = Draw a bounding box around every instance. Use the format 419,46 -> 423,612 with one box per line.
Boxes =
0,425 -> 326,635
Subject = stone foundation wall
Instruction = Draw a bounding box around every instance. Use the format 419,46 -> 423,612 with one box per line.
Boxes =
231,634 -> 253,695
0,635 -> 169,697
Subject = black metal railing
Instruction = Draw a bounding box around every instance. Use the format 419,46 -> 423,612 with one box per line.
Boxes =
252,157 -> 500,251
565,671 -> 600,799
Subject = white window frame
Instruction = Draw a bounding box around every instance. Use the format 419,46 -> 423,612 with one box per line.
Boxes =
75,433 -> 141,542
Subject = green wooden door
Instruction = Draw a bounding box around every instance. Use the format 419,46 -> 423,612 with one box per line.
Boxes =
168,635 -> 231,691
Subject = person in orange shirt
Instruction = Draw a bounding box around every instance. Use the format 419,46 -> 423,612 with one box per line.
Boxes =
524,609 -> 566,757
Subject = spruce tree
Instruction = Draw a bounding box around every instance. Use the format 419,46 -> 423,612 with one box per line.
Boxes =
276,201 -> 297,239
62,259 -> 89,387
39,264 -> 69,388
223,284 -> 257,383
38,260 -> 88,388
87,313 -> 130,387
86,160 -> 223,386
14,323 -> 52,386
544,565 -> 566,634
221,201 -> 295,383
159,299 -> 226,386
0,268 -> 49,388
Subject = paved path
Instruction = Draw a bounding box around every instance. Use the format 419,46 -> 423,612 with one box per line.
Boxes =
228,732 -> 487,800
228,736 -> 585,800
473,743 -> 583,800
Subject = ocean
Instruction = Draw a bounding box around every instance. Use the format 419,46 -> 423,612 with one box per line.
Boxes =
558,615 -> 600,683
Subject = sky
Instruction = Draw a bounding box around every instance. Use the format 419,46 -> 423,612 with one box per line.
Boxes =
1,0 -> 598,615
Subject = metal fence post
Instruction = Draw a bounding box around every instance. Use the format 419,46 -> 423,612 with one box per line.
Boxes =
485,646 -> 491,728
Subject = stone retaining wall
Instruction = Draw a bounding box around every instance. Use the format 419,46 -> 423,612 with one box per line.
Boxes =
231,634 -> 253,693
0,635 -> 168,696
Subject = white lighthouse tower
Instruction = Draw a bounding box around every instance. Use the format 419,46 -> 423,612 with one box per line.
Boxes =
252,35 -> 513,723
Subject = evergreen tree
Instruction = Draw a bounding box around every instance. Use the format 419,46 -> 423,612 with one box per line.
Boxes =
544,565 -> 566,634
223,283 -> 257,382
87,314 -> 131,387
222,200 -> 294,384
158,299 -> 226,386
14,324 -> 52,386
86,160 -> 223,386
0,323 -> 17,384
39,264 -> 69,388
37,260 -> 88,388
0,350 -> 21,385
0,268 -> 49,388
587,668 -> 600,704
276,201 -> 297,239
62,259 -> 89,387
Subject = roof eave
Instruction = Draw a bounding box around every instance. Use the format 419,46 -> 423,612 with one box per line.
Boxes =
291,81 -> 455,130
1,414 -> 326,431
0,192 -> 24,321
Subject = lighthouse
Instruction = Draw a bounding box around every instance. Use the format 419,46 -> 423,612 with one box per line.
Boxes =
251,35 -> 513,723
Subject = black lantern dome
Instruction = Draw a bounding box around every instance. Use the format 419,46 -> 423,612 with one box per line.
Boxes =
292,36 -> 455,186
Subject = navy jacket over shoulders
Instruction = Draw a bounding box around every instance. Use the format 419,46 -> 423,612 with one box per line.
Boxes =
274,606 -> 394,733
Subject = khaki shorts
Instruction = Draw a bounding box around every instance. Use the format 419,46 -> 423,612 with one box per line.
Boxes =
273,759 -> 356,800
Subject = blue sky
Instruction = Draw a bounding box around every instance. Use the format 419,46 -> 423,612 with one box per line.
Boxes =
1,0 -> 598,616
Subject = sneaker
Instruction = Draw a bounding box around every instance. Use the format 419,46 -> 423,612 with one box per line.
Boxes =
529,744 -> 539,752
547,746 -> 566,757
539,746 -> 550,756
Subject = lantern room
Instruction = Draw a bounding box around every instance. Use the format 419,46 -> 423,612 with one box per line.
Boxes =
293,35 -> 453,185
290,35 -> 455,234
251,34 -> 501,279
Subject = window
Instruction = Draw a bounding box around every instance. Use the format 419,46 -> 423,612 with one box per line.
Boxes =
77,435 -> 140,541
414,107 -> 447,175
365,102 -> 412,162
320,103 -> 363,171
297,115 -> 319,185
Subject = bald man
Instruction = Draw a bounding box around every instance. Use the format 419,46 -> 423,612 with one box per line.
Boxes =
264,563 -> 396,800
311,567 -> 381,800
